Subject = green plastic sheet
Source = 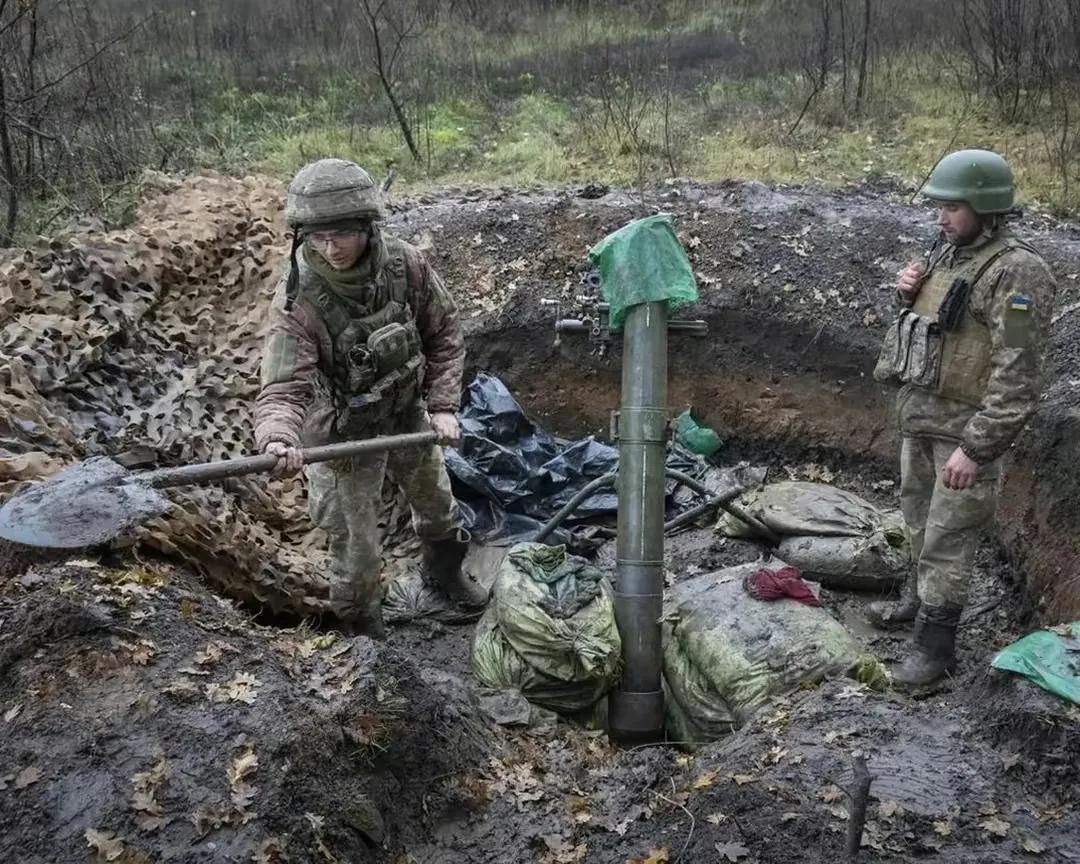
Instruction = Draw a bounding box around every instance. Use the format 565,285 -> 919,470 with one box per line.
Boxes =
587,214 -> 698,329
991,623 -> 1080,705
675,409 -> 723,457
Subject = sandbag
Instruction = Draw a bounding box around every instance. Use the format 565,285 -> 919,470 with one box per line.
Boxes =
716,481 -> 909,590
470,542 -> 622,714
663,563 -> 864,745
471,608 -> 611,714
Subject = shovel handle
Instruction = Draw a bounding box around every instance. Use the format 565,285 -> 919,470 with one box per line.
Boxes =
135,432 -> 439,490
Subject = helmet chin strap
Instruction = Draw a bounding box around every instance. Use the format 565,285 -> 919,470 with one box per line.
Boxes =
283,229 -> 304,312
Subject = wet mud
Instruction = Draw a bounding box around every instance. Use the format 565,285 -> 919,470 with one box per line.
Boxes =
3,176 -> 1080,862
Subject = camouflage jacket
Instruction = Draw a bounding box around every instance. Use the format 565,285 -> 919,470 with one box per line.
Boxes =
896,227 -> 1056,464
253,235 -> 464,450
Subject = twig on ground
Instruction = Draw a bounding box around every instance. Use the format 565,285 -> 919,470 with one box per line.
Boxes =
845,752 -> 874,860
652,777 -> 696,863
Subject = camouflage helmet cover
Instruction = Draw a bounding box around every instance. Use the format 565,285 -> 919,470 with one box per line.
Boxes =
286,158 -> 382,228
921,149 -> 1015,214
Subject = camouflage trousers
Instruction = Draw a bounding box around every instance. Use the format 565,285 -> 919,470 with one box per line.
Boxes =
305,410 -> 460,615
900,436 -> 1000,609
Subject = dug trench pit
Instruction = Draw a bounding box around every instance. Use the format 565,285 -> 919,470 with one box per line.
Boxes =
3,176 -> 1080,862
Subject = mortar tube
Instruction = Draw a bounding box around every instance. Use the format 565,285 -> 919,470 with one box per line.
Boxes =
609,300 -> 668,744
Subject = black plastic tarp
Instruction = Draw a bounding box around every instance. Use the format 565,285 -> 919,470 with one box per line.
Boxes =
447,374 -> 740,546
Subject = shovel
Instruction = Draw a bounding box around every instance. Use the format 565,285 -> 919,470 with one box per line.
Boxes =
0,432 -> 437,549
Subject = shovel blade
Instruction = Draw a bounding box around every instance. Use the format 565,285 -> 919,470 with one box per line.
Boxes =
0,456 -> 172,548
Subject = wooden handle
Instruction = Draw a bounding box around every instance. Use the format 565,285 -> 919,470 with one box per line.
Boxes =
136,432 -> 439,490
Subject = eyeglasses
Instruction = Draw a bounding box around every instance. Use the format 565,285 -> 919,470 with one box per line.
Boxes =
308,229 -> 362,247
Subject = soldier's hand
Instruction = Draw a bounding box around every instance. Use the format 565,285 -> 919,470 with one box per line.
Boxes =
264,440 -> 304,477
430,411 -> 462,447
897,261 -> 926,302
941,447 -> 978,491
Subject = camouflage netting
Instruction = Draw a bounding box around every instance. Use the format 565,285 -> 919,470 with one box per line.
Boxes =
0,171 -> 345,615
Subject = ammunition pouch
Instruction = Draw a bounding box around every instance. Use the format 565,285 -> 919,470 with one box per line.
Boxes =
874,309 -> 942,390
334,321 -> 425,437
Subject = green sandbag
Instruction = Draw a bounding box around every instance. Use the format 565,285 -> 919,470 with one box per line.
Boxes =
663,563 -> 864,746
471,607 -> 610,714
587,214 -> 698,330
675,409 -> 723,457
716,481 -> 910,590
494,543 -> 622,684
470,542 -> 622,715
991,623 -> 1080,705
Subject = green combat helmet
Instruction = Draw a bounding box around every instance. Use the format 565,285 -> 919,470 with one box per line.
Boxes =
284,159 -> 382,309
286,158 -> 382,228
921,149 -> 1014,214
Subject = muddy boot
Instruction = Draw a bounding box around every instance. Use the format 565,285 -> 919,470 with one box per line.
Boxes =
329,589 -> 387,641
892,604 -> 961,692
866,576 -> 920,629
421,527 -> 488,610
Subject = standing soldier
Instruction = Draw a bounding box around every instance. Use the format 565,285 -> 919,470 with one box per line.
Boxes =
254,158 -> 486,638
871,149 -> 1056,689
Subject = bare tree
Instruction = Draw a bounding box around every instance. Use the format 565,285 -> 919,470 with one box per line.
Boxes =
358,0 -> 425,164
854,0 -> 872,114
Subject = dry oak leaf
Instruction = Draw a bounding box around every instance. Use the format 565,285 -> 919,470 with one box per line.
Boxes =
715,841 -> 750,862
693,770 -> 719,789
980,816 -> 1011,838
932,820 -> 953,837
229,748 -> 259,785
85,828 -> 125,861
1020,836 -> 1047,854
626,849 -> 669,864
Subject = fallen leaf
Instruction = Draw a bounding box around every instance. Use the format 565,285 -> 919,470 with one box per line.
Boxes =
1020,836 -> 1047,854
135,814 -> 164,833
4,704 -> 23,722
980,816 -> 1010,838
252,835 -> 289,864
730,773 -> 758,786
179,598 -> 197,619
767,746 -> 788,764
714,841 -> 750,862
933,820 -> 953,837
1047,623 -> 1075,637
1001,752 -> 1021,770
195,643 -> 223,666
85,828 -> 125,861
164,679 -> 201,698
693,770 -> 719,789
706,812 -> 727,825
130,790 -> 161,815
781,812 -> 800,823
878,799 -> 904,819
626,849 -> 669,864
231,781 -> 257,811
14,765 -> 42,789
229,748 -> 259,785
820,784 -> 844,803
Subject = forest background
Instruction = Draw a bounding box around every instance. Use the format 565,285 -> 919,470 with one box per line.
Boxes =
2,0 -> 1080,245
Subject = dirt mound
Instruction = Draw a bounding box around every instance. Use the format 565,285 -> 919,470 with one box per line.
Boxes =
0,558 -> 494,863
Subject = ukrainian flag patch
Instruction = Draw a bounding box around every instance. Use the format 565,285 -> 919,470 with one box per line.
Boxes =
1009,294 -> 1032,312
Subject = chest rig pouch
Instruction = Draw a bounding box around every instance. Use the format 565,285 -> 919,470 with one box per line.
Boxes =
873,236 -> 1030,400
874,308 -> 942,388
305,241 -> 426,437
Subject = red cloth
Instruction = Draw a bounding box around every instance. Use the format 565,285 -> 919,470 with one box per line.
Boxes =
745,566 -> 821,606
